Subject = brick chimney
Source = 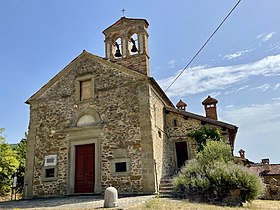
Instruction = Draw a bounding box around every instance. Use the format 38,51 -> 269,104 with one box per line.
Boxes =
238,149 -> 245,159
176,100 -> 187,111
261,158 -> 270,173
202,95 -> 218,120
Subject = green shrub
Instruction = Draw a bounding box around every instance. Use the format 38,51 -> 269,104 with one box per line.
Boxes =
0,129 -> 27,195
0,131 -> 19,195
173,141 -> 264,203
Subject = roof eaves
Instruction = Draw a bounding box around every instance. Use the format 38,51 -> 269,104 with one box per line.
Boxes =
102,17 -> 149,34
148,77 -> 174,107
165,106 -> 238,130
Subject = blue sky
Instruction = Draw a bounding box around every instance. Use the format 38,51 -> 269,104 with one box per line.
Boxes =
1,0 -> 279,163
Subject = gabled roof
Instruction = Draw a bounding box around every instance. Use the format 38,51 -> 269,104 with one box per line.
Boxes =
26,50 -> 147,104
102,17 -> 149,35
248,164 -> 280,176
165,106 -> 238,131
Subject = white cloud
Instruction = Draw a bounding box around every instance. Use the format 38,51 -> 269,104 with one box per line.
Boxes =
225,105 -> 234,109
223,49 -> 252,60
221,100 -> 280,162
274,83 -> 280,90
251,84 -> 270,92
159,54 -> 280,97
225,85 -> 250,95
256,32 -> 276,42
272,97 -> 280,101
266,41 -> 280,54
221,101 -> 280,129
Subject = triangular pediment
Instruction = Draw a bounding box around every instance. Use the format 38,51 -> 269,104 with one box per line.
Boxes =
26,50 -> 147,104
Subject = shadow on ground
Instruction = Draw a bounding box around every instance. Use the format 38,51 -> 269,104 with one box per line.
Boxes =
0,195 -> 104,209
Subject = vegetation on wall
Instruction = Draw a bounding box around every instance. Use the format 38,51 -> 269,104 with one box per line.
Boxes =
0,128 -> 27,196
189,126 -> 222,152
173,141 -> 264,205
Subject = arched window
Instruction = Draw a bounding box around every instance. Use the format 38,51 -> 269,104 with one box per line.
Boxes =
76,114 -> 96,127
129,33 -> 139,55
113,38 -> 122,58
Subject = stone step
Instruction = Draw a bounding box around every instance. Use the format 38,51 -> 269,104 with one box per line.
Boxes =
159,186 -> 173,190
159,177 -> 174,197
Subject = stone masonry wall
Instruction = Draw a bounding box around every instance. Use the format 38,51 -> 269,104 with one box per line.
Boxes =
149,88 -> 165,190
114,54 -> 150,76
163,111 -> 230,176
28,54 -> 149,197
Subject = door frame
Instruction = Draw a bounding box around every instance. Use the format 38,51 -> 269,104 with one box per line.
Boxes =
174,141 -> 189,169
67,126 -> 101,195
74,143 -> 95,193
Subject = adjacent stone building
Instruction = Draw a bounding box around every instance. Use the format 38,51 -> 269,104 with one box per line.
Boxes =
24,17 -> 238,199
237,150 -> 280,200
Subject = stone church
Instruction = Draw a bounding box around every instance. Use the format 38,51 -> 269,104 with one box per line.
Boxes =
24,17 -> 238,198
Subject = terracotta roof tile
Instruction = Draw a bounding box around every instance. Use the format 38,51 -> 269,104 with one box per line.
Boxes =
176,100 -> 187,108
202,95 -> 218,105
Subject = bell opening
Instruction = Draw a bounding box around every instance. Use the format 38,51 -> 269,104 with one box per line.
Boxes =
131,38 -> 138,53
129,34 -> 138,55
113,38 -> 122,58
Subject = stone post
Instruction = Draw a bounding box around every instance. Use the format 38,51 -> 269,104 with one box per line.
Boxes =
104,187 -> 118,208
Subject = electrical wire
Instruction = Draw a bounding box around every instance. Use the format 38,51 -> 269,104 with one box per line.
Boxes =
165,0 -> 242,92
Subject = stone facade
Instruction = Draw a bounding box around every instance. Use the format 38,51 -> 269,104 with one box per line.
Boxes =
24,17 -> 238,199
246,159 -> 280,200
162,108 -> 236,177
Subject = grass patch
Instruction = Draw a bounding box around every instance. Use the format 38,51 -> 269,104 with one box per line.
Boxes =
128,197 -> 280,210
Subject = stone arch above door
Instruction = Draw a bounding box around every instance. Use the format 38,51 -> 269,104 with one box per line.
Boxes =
67,108 -> 102,195
70,108 -> 102,128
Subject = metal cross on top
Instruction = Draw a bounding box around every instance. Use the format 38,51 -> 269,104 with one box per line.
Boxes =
121,8 -> 126,17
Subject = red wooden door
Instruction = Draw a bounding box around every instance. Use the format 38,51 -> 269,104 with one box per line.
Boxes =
175,142 -> 188,169
75,144 -> 95,193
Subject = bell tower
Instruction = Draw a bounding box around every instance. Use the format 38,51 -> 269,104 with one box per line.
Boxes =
102,17 -> 150,76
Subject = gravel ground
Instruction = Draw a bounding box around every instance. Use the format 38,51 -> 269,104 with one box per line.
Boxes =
0,195 -> 155,210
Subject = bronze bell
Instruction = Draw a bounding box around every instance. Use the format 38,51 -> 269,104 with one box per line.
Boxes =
114,42 -> 122,57
131,44 -> 138,53
130,38 -> 138,53
115,49 -> 122,57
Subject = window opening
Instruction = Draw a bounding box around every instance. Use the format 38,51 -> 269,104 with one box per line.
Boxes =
114,38 -> 122,58
129,33 -> 138,55
115,162 -> 127,172
45,168 -> 55,178
173,119 -> 177,127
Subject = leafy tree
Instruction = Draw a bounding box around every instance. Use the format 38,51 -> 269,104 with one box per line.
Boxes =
14,132 -> 27,193
0,128 -> 19,195
173,141 -> 264,205
190,126 -> 222,152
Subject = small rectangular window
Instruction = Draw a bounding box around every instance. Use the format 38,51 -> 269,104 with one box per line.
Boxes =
43,166 -> 58,181
115,162 -> 127,172
111,158 -> 130,176
173,119 -> 177,127
45,168 -> 55,178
